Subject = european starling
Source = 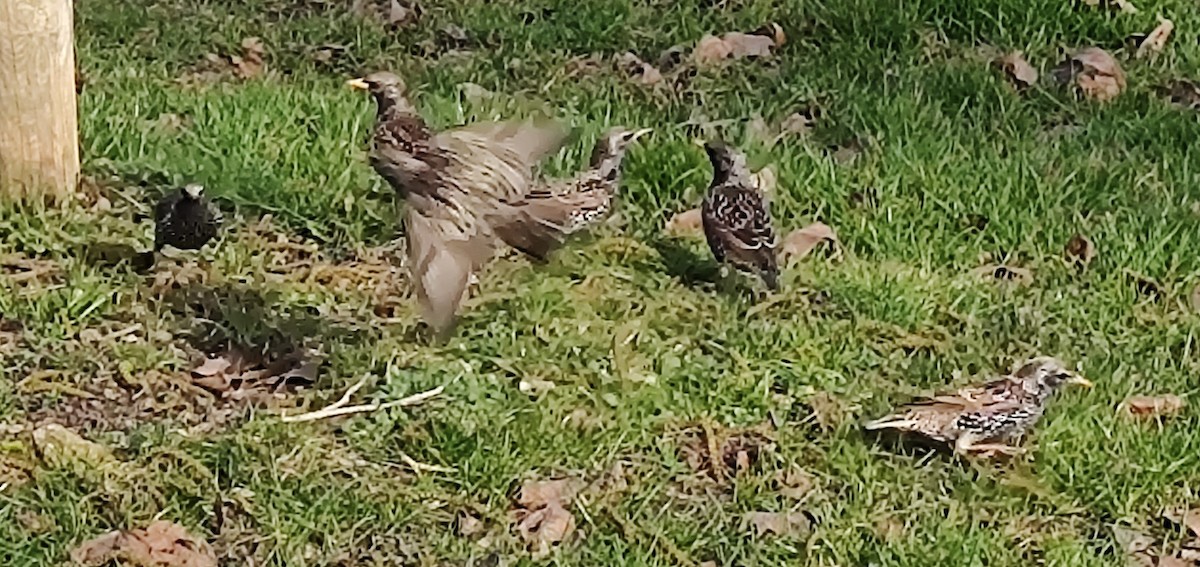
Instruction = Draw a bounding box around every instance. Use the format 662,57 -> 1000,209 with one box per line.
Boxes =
864,357 -> 1093,457
136,184 -> 222,270
495,126 -> 651,261
348,71 -> 572,335
700,141 -> 779,290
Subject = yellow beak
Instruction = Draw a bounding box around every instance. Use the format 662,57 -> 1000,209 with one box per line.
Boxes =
1068,375 -> 1094,388
631,128 -> 653,140
346,78 -> 370,90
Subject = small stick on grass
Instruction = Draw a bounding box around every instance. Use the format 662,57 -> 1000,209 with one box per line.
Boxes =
280,382 -> 445,423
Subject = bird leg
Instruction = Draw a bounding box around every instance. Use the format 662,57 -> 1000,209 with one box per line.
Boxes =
954,434 -> 1026,458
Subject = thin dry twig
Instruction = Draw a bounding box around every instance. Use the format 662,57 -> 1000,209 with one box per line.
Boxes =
280,383 -> 444,423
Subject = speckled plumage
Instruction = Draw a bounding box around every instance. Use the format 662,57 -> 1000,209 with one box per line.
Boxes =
700,141 -> 779,290
865,357 -> 1093,457
350,71 -> 571,336
153,184 -> 222,252
497,127 -> 650,260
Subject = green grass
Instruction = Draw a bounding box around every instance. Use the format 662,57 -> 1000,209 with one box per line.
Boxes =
3,0 -> 1200,565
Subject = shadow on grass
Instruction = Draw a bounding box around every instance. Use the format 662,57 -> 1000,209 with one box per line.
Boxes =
158,282 -> 381,356
649,237 -> 721,288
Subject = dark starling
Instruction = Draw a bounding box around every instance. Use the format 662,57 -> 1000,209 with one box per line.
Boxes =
154,184 -> 222,252
495,126 -> 651,261
136,184 -> 222,270
700,140 -> 779,290
348,71 -> 572,336
864,357 -> 1093,457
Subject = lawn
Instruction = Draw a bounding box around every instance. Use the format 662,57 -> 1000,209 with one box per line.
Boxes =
3,0 -> 1200,565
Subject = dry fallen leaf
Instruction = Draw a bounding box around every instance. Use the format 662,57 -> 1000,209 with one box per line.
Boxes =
774,466 -> 816,501
1122,394 -> 1185,418
692,25 -> 781,66
1065,233 -> 1096,267
1163,507 -> 1200,537
666,208 -> 704,237
1190,284 -> 1200,312
190,348 -> 318,401
1058,47 -> 1125,102
71,520 -> 217,567
232,37 -> 265,79
744,511 -> 811,539
1137,17 -> 1174,58
512,478 -> 580,558
615,52 -> 663,86
1159,79 -> 1200,109
458,512 -> 485,537
996,51 -> 1039,89
517,479 -> 581,510
780,223 -> 838,264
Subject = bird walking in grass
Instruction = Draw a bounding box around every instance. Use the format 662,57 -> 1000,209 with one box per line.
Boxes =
496,126 -> 651,261
348,71 -> 589,337
864,356 -> 1093,458
136,183 -> 222,270
700,140 -> 780,291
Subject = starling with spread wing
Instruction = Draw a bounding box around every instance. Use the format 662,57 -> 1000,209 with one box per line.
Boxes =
348,71 -> 573,336
865,357 -> 1092,457
495,126 -> 651,261
700,141 -> 779,290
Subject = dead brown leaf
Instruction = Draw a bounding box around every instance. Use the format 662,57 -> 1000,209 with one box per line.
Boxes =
665,208 -> 703,237
1065,233 -> 1096,267
1122,394 -> 1185,418
692,25 -> 781,66
71,520 -> 217,567
1163,507 -> 1200,537
351,0 -> 421,27
774,466 -> 816,501
1159,79 -> 1200,109
780,222 -> 839,264
1055,47 -> 1126,102
190,347 -> 318,401
458,512 -> 485,537
231,37 -> 266,79
743,511 -> 811,539
511,477 -> 580,558
616,52 -> 663,86
1190,284 -> 1200,312
516,478 -> 582,510
996,51 -> 1039,89
1136,17 -> 1174,58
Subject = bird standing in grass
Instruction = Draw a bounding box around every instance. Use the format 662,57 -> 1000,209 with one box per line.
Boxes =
348,71 -> 587,336
136,184 -> 222,270
700,141 -> 779,291
496,127 -> 651,261
864,357 -> 1093,458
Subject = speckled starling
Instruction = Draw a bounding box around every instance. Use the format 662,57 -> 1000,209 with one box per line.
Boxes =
496,126 -> 651,261
865,357 -> 1093,457
348,71 -> 573,336
700,141 -> 779,290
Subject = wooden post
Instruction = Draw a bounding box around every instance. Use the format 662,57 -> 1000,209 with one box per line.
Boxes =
0,0 -> 79,203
